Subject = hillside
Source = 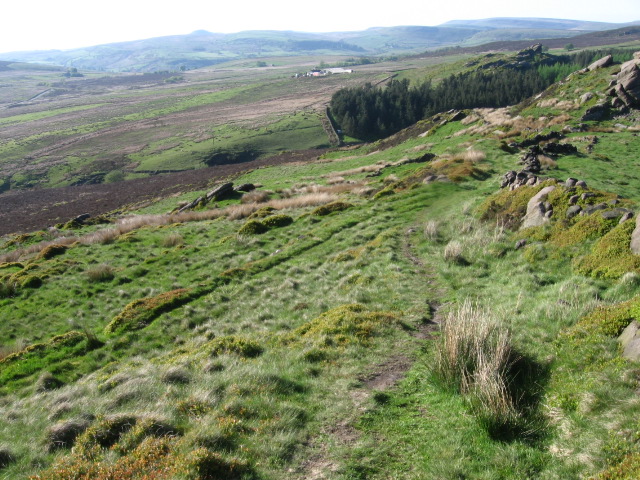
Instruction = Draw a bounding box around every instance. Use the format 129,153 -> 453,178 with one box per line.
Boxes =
0,18 -> 636,72
2,44 -> 640,480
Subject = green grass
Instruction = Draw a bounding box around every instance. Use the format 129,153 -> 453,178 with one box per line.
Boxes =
2,46 -> 640,479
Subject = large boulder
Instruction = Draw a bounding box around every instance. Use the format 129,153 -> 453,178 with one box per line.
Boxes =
521,186 -> 556,229
630,214 -> 640,254
587,55 -> 613,71
619,321 -> 640,362
609,54 -> 640,108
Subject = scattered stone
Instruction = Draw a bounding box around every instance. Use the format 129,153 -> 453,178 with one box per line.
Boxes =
601,208 -> 629,220
542,142 -> 578,156
510,131 -> 564,149
584,203 -> 608,215
566,205 -> 582,218
423,175 -> 438,183
234,183 -> 256,193
620,212 -> 634,224
582,103 -> 609,121
619,320 -> 640,362
500,170 -> 538,189
581,192 -> 595,200
520,146 -> 542,173
569,195 -> 579,205
565,177 -> 578,188
576,180 -> 588,188
515,239 -> 527,250
74,213 -> 91,224
580,92 -> 594,104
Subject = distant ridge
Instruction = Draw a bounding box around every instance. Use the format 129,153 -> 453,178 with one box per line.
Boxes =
0,17 -> 638,72
418,25 -> 640,57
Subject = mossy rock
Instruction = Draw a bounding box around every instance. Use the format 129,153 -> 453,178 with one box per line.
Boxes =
262,214 -> 293,228
478,181 -> 556,230
38,244 -> 68,260
574,220 -> 640,278
283,304 -> 398,347
311,201 -> 353,216
563,295 -> 640,341
206,335 -> 263,358
105,288 -> 195,334
550,212 -> 618,247
18,274 -> 42,288
238,219 -> 268,235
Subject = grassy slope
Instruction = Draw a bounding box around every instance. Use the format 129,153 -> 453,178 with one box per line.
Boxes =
1,50 -> 640,479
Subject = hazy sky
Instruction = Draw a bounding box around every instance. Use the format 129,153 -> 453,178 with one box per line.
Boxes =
2,0 -> 640,53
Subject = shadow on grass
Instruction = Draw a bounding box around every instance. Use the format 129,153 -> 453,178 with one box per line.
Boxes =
488,350 -> 551,444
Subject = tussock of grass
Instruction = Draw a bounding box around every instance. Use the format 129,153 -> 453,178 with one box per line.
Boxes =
283,304 -> 398,347
433,301 -> 522,436
105,288 -> 204,335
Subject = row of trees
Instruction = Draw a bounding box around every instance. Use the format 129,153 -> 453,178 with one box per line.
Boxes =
330,69 -> 551,140
330,49 -> 635,141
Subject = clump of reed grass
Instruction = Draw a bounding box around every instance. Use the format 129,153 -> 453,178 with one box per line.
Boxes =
433,300 -> 521,435
86,264 -> 115,283
443,240 -> 464,263
423,220 -> 440,242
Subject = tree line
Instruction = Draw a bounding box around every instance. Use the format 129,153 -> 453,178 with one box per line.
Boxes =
330,49 -> 635,141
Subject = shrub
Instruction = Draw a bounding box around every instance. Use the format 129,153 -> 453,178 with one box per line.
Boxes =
237,220 -> 268,235
207,336 -> 263,358
284,304 -> 398,347
574,220 -> 640,278
262,214 -> 293,228
311,201 -> 353,216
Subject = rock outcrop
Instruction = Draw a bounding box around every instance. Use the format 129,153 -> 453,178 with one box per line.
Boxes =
521,186 -> 556,229
607,51 -> 640,109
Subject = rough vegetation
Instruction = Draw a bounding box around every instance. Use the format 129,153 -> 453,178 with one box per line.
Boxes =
2,40 -> 640,480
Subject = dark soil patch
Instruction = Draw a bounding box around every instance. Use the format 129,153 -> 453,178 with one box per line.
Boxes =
0,149 -> 327,236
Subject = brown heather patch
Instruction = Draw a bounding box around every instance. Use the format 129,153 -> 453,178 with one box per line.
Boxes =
1,192 -> 340,262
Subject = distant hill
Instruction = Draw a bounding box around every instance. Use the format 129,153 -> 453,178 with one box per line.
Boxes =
0,17 -> 638,72
441,17 -> 640,31
418,25 -> 640,57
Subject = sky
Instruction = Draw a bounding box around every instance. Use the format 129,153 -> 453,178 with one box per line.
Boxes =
2,0 -> 640,53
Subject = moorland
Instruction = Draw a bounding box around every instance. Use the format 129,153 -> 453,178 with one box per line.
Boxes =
2,18 -> 640,480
